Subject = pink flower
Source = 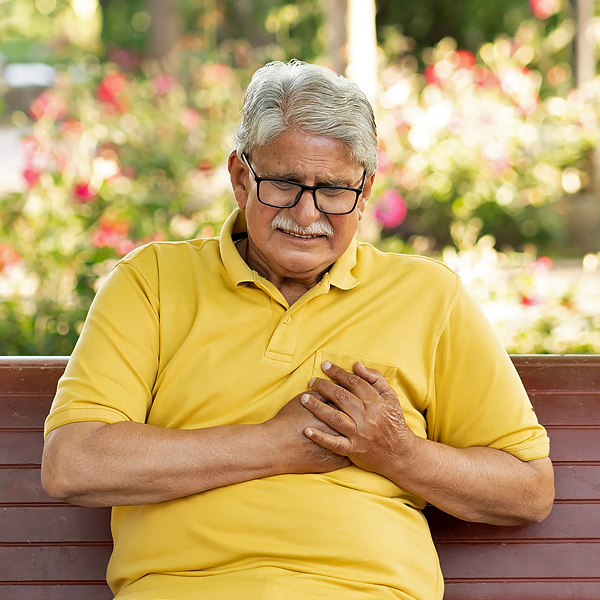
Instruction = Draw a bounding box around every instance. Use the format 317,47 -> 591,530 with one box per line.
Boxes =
117,239 -> 135,256
528,256 -> 553,273
20,135 -> 49,174
201,63 -> 233,84
29,91 -> 67,122
377,149 -> 392,175
180,107 -> 201,132
474,67 -> 498,88
23,168 -> 41,188
96,72 -> 128,112
60,120 -> 83,138
520,294 -> 540,306
92,218 -> 129,248
530,0 -> 560,19
0,243 -> 22,273
153,73 -> 177,96
375,189 -> 408,229
107,47 -> 140,72
487,156 -> 513,177
73,182 -> 97,203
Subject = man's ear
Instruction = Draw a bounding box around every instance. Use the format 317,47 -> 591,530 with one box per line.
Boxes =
356,173 -> 375,220
228,151 -> 250,210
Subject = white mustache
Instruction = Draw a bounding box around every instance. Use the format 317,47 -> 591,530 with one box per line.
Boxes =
271,214 -> 335,238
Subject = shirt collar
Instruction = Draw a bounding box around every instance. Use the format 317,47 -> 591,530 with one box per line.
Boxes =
219,208 -> 360,290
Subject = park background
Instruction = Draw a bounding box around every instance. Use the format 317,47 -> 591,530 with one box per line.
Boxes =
0,0 -> 599,356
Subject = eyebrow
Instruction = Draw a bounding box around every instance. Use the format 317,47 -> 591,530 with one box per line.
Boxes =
264,169 -> 360,188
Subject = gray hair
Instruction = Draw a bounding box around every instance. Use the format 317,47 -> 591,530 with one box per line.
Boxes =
234,60 -> 378,176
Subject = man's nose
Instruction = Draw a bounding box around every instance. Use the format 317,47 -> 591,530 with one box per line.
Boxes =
288,189 -> 321,227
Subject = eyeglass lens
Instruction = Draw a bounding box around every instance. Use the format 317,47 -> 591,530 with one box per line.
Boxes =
258,180 -> 357,214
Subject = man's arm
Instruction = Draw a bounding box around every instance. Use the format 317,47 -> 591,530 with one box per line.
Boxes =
41,393 -> 350,507
301,361 -> 555,526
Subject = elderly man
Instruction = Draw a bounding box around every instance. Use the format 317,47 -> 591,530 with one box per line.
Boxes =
41,61 -> 554,600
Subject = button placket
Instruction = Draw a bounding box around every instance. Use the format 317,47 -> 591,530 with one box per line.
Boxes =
264,304 -> 307,362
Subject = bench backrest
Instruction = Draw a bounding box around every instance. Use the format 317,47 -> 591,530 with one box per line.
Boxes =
1,355 -> 599,599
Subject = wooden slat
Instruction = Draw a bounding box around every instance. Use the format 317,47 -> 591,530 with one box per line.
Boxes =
512,355 -> 600,391
0,396 -> 54,429
427,503 -> 600,541
0,546 -> 111,580
0,358 -> 67,394
0,584 -> 113,600
547,428 -> 600,462
555,464 -> 600,500
436,542 -> 600,579
530,393 -> 600,425
0,432 -> 43,465
0,506 -> 112,543
443,581 -> 600,600
0,469 -> 59,504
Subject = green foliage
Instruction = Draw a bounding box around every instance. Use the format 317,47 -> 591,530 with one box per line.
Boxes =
0,59 -> 244,354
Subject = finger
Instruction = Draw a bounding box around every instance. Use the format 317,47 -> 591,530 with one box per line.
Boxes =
304,426 -> 351,457
319,361 -> 375,403
353,362 -> 394,396
301,394 -> 355,436
309,376 -> 364,416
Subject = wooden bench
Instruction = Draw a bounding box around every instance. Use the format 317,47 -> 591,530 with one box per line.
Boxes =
1,355 -> 599,599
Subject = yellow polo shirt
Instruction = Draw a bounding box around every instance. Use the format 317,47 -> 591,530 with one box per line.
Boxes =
45,209 -> 549,600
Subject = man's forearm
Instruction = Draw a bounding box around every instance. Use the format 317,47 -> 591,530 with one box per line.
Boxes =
41,393 -> 350,507
380,439 -> 554,525
41,420 -> 279,506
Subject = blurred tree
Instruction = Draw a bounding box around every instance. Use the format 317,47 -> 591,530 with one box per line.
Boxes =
376,0 -> 534,57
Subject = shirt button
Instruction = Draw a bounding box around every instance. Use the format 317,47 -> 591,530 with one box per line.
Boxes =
283,316 -> 292,325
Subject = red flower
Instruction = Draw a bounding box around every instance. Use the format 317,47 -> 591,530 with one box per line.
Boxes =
454,50 -> 476,70
60,120 -> 83,138
29,91 -> 67,122
424,65 -> 441,87
73,182 -> 97,203
0,243 -> 22,273
520,294 -> 540,306
92,218 -> 129,248
375,189 -> 408,229
530,0 -> 560,19
96,72 -> 128,112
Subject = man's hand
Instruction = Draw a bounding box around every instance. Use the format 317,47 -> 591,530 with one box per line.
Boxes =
265,392 -> 351,474
301,361 -> 555,526
299,361 -> 413,478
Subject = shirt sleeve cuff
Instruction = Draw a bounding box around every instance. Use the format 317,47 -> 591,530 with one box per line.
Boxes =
500,438 -> 551,461
44,406 -> 131,438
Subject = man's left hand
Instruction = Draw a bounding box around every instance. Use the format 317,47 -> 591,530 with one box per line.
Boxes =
300,361 -> 415,478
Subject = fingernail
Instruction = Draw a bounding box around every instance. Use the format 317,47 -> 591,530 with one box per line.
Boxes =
322,361 -> 332,370
306,428 -> 313,436
309,377 -> 316,387
301,394 -> 310,404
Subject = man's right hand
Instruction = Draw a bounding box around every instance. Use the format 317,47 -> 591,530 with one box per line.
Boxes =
264,393 -> 351,474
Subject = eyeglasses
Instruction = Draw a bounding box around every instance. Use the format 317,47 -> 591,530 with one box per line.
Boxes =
242,153 -> 366,215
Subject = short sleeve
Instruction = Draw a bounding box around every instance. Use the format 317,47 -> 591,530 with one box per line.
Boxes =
44,249 -> 160,437
426,279 -> 549,461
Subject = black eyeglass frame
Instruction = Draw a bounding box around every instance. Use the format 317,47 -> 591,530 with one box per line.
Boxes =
241,153 -> 367,216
